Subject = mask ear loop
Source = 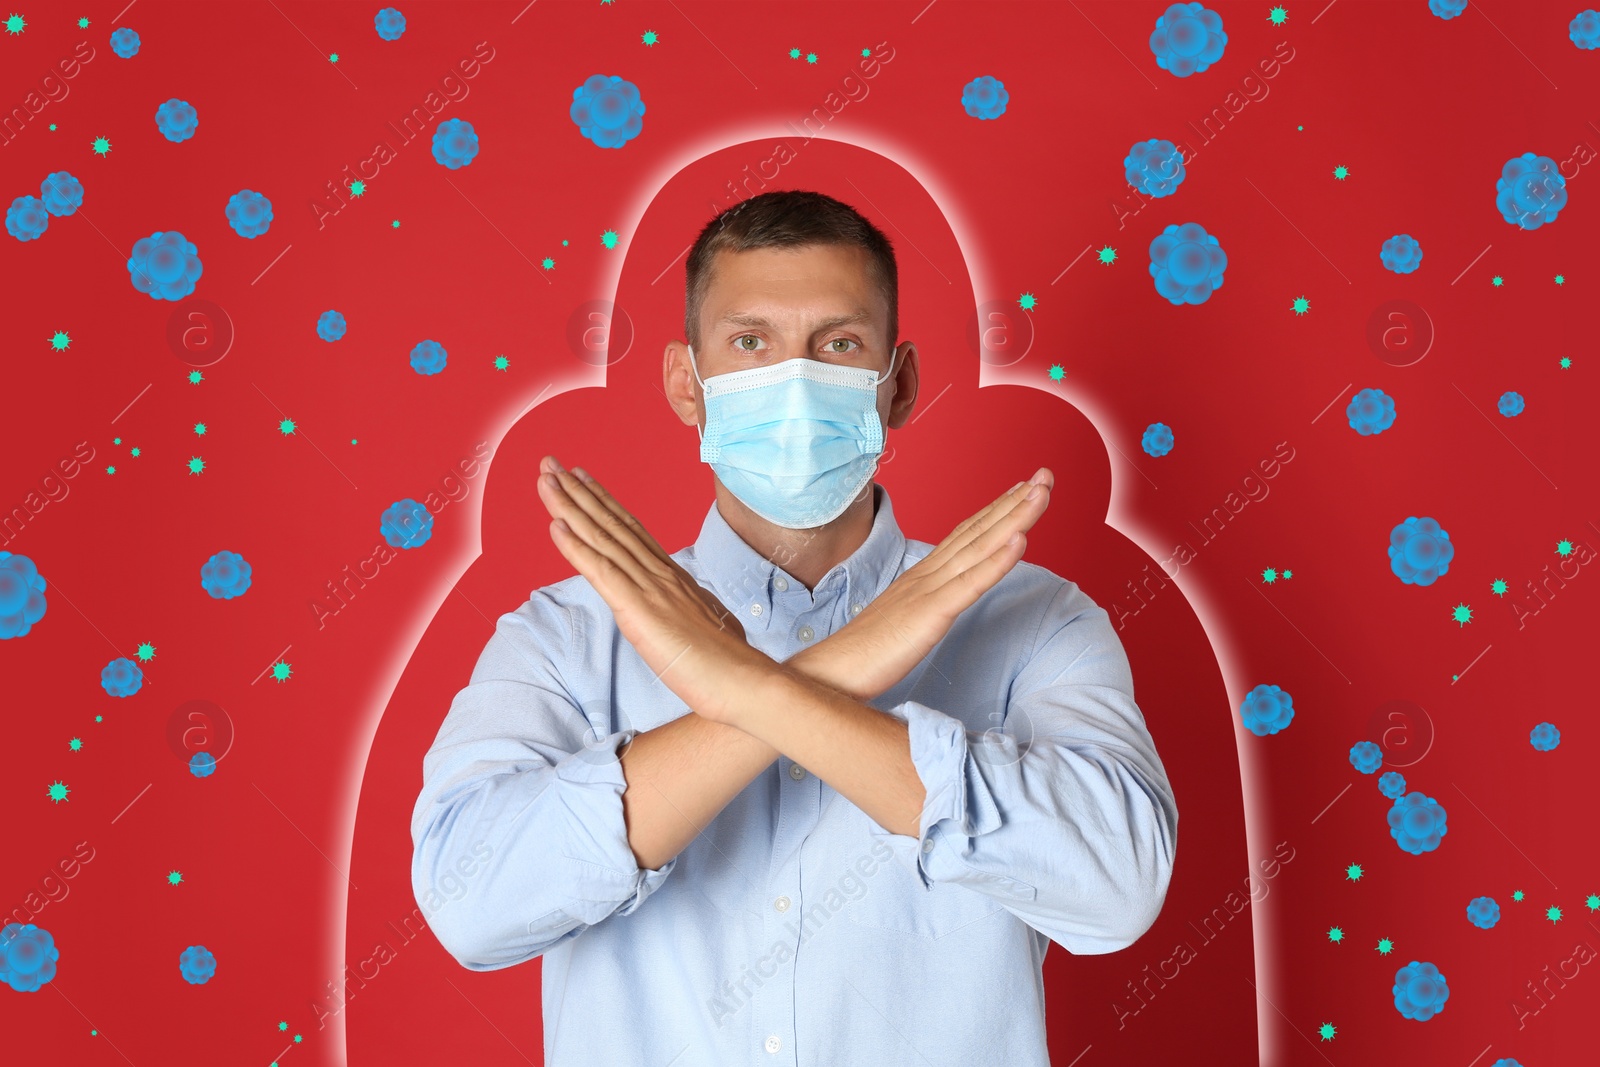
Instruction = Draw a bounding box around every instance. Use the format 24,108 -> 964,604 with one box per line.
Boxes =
687,345 -> 705,443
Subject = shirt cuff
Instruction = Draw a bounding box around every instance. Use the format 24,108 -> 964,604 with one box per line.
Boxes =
899,701 -> 1004,888
553,728 -> 676,919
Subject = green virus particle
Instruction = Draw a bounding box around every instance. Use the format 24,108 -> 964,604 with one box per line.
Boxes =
1554,274 -> 1564,285
861,47 -> 871,57
1491,578 -> 1507,596
788,47 -> 801,59
349,179 -> 367,197
391,219 -> 400,228
130,447 -> 141,458
806,52 -> 818,64
94,714 -> 102,723
193,422 -> 207,436
5,13 -> 26,34
1291,296 -> 1310,315
1492,276 -> 1504,287
1547,905 -> 1563,923
1344,863 -> 1363,881
271,660 -> 293,682
641,29 -> 658,46
1556,539 -> 1574,557
92,135 -> 112,156
278,1022 -> 289,1031
113,436 -> 122,446
1017,292 -> 1037,310
49,330 -> 71,351
187,370 -> 204,384
1262,567 -> 1279,583
1282,569 -> 1293,579
493,355 -> 509,371
105,465 -> 116,475
561,239 -> 569,246
168,870 -> 183,886
351,438 -> 358,445
541,257 -> 554,269
1327,925 -> 1344,943
329,53 -> 340,63
1047,364 -> 1065,382
279,418 -> 297,436
135,641 -> 156,662
1560,356 -> 1571,368
601,229 -> 619,248
79,16 -> 89,27
1513,889 -> 1525,901
186,456 -> 206,475
47,780 -> 70,803
1268,5 -> 1289,24
1376,937 -> 1394,954
1297,124 -> 1304,130
48,122 -> 56,130
69,737 -> 83,752
1585,893 -> 1600,912
1450,603 -> 1473,627
1317,1022 -> 1336,1041
1332,165 -> 1349,180
1097,245 -> 1117,265
294,1035 -> 303,1043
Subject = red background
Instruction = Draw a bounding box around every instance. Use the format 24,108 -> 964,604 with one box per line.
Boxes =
3,2 -> 1595,1065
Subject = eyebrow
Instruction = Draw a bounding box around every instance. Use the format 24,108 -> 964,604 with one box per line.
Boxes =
713,310 -> 875,333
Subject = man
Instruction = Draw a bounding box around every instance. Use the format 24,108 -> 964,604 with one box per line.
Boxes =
411,189 -> 1178,1066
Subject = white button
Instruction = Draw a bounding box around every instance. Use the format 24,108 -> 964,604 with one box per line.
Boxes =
789,763 -> 806,780
774,895 -> 790,912
765,1035 -> 782,1054
750,603 -> 763,617
773,576 -> 788,592
851,603 -> 863,615
921,838 -> 934,853
798,625 -> 814,641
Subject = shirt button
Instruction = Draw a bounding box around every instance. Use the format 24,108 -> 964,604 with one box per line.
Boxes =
789,763 -> 806,780
774,895 -> 790,912
851,603 -> 863,615
765,1035 -> 782,1054
750,603 -> 763,617
773,576 -> 788,592
797,625 -> 814,641
921,838 -> 934,854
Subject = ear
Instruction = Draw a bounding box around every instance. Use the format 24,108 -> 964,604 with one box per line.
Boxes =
663,341 -> 702,428
885,341 -> 919,430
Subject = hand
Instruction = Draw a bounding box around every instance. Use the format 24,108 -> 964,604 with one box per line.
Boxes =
786,469 -> 1053,703
536,456 -> 762,717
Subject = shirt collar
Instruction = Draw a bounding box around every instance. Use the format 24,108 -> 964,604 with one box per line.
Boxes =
686,482 -> 906,632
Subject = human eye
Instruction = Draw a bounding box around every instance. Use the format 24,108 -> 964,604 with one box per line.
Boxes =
823,337 -> 860,355
733,334 -> 768,353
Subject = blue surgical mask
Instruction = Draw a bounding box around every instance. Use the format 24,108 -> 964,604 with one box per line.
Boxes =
687,344 -> 896,530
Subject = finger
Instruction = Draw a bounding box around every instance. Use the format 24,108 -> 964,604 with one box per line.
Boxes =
930,482 -> 1049,583
926,476 -> 1040,565
569,466 -> 675,568
538,469 -> 659,588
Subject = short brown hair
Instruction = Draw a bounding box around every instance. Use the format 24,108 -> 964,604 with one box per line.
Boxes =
684,190 -> 898,354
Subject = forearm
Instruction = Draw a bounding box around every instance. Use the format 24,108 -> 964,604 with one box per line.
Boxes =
619,710 -> 779,871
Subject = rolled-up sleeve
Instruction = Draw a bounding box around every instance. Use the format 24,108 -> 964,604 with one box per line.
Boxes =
886,580 -> 1178,955
410,588 -> 675,971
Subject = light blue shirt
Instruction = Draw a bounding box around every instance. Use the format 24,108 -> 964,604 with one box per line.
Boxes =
412,482 -> 1178,1066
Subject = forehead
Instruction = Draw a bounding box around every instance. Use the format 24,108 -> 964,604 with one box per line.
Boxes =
700,243 -> 884,326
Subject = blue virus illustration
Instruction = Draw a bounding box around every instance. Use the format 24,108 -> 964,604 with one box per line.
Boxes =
381,498 -> 434,549
1429,0 -> 1468,18
410,339 -> 447,375
375,6 -> 406,40
1491,1059 -> 1525,1067
200,550 -> 252,600
1529,721 -> 1561,751
1378,771 -> 1407,799
1149,2 -> 1227,77
101,656 -> 144,698
431,117 -> 479,169
1388,516 -> 1453,586
0,923 -> 60,992
1380,234 -> 1423,274
179,944 -> 217,985
1149,222 -> 1227,305
1349,740 -> 1383,774
225,189 -> 273,238
1466,896 -> 1500,929
960,75 -> 1008,120
155,98 -> 199,142
0,551 -> 48,639
189,751 -> 217,778
110,26 -> 140,57
1239,683 -> 1294,736
1392,960 -> 1449,1020
317,309 -> 347,342
1125,138 -> 1186,197
1141,422 -> 1174,457
1388,792 -> 1448,855
6,195 -> 49,241
1496,153 -> 1566,230
127,230 -> 203,301
1497,390 -> 1525,417
1570,9 -> 1600,48
40,171 -> 83,216
1346,387 -> 1396,435
569,74 -> 646,148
